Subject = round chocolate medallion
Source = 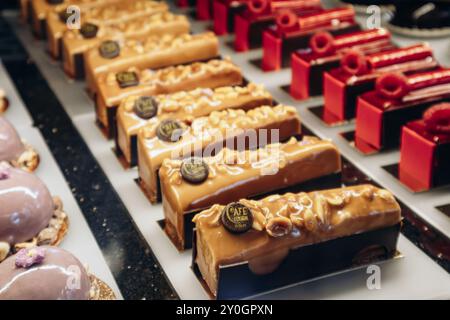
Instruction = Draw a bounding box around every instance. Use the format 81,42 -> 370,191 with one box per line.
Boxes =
134,96 -> 158,119
47,0 -> 64,5
99,40 -> 120,59
58,9 -> 71,23
116,71 -> 139,89
180,157 -> 209,184
156,119 -> 183,142
221,203 -> 253,234
80,23 -> 98,39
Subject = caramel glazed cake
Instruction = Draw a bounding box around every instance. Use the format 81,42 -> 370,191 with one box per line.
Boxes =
61,11 -> 188,71
193,185 -> 402,297
116,82 -> 270,166
160,136 -> 341,249
85,32 -> 220,95
48,0 -> 170,59
137,105 -> 301,203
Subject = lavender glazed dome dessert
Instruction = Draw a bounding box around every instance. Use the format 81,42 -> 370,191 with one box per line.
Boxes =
0,163 -> 69,262
0,246 -> 115,300
0,117 -> 40,172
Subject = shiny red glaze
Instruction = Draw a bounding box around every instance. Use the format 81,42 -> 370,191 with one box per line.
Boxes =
375,73 -> 410,99
407,68 -> 450,91
248,0 -> 321,17
275,9 -> 299,33
376,68 -> 450,99
298,6 -> 354,30
197,0 -> 212,20
423,103 -> 450,134
365,44 -> 432,70
309,31 -> 335,55
340,49 -> 368,75
399,119 -> 450,191
399,123 -> 436,191
310,28 -> 390,56
275,6 -> 355,34
248,0 -> 271,15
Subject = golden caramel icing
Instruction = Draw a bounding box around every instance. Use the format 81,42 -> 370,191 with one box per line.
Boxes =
193,184 -> 401,296
137,105 -> 301,202
85,32 -> 219,92
160,136 -> 341,249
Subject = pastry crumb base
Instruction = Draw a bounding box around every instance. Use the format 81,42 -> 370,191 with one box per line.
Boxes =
90,275 -> 116,300
0,97 -> 9,114
12,143 -> 40,172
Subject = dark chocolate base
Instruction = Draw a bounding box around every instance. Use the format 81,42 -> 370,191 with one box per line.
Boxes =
309,60 -> 341,97
73,52 -> 85,79
114,132 -> 138,169
193,223 -> 401,299
226,3 -> 246,33
248,19 -> 274,50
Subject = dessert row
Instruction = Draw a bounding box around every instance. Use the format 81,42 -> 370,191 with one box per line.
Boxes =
0,114 -> 115,299
12,0 -> 421,299
185,0 -> 450,192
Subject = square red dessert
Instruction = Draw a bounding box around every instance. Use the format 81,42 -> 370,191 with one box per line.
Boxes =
234,0 -> 322,52
213,0 -> 248,35
290,28 -> 393,100
197,0 -> 213,20
261,6 -> 359,71
399,104 -> 450,191
355,69 -> 450,154
323,44 -> 437,124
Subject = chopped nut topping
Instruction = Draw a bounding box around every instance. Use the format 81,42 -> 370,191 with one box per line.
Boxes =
266,217 -> 293,237
0,241 -> 10,262
303,208 -> 318,232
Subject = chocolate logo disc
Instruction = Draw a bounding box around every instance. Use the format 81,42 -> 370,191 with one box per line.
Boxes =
80,23 -> 98,39
47,0 -> 64,4
99,40 -> 120,59
221,203 -> 253,234
58,9 -> 71,23
116,71 -> 139,89
134,96 -> 158,119
156,120 -> 183,142
180,157 -> 209,184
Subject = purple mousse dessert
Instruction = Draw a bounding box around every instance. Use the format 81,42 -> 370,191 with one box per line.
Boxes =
0,246 -> 115,300
0,163 -> 68,262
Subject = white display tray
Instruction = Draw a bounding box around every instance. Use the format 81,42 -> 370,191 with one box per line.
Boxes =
5,6 -> 450,299
0,60 -> 33,126
16,124 -> 123,299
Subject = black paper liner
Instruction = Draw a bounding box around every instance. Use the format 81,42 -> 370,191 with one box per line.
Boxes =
192,223 -> 401,299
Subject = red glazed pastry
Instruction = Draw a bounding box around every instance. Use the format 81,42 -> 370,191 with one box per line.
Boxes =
234,0 -> 322,52
399,103 -> 450,191
290,28 -> 393,100
423,103 -> 450,134
261,7 -> 359,71
323,44 -> 437,124
355,68 -> 450,154
213,0 -> 248,35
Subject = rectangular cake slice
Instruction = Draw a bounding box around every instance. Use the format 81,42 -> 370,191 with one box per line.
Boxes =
137,105 -> 301,203
160,136 -> 341,249
193,184 -> 401,298
117,83 -> 270,167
